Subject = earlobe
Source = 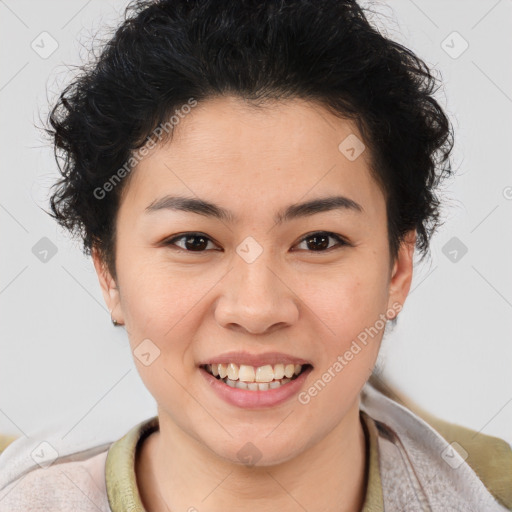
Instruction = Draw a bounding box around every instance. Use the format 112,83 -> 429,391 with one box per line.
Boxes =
387,230 -> 416,317
92,247 -> 124,326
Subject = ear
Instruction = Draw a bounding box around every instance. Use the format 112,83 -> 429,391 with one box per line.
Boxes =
386,229 -> 416,318
92,246 -> 124,325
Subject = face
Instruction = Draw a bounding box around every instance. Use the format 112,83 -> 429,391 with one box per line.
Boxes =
94,95 -> 415,466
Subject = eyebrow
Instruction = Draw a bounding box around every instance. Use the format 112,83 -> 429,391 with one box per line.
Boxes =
144,194 -> 364,225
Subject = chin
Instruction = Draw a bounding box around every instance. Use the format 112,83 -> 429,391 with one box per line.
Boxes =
205,433 -> 309,468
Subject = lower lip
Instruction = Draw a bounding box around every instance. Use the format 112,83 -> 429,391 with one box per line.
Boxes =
199,366 -> 313,409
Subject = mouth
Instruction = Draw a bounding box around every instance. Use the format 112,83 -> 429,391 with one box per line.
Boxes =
200,362 -> 314,391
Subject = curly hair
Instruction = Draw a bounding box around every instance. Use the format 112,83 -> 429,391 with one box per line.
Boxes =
47,0 -> 455,282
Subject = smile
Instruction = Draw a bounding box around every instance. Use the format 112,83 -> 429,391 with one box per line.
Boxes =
201,362 -> 313,391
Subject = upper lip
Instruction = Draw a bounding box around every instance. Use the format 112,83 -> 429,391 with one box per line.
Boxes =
198,351 -> 312,367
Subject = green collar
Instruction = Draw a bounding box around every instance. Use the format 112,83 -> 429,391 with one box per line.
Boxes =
105,411 -> 383,511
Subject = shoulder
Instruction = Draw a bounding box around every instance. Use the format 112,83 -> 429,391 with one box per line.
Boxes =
0,419 -> 125,512
0,415 -> 156,512
0,446 -> 110,512
413,404 -> 512,510
366,376 -> 512,511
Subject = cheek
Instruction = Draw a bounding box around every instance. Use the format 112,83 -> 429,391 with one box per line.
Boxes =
307,264 -> 389,341
118,260 -> 203,333
301,272 -> 386,410
119,267 -> 200,405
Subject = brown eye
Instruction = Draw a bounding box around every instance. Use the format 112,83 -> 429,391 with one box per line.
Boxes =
294,231 -> 347,252
162,231 -> 348,254
164,233 -> 217,252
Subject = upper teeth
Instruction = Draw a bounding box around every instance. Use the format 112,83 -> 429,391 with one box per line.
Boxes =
205,363 -> 303,382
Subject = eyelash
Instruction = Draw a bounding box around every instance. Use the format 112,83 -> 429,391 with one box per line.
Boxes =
162,231 -> 349,254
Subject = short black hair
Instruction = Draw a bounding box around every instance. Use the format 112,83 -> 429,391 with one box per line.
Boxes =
47,0 -> 455,282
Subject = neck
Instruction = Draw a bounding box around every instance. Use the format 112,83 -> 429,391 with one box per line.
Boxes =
137,402 -> 368,512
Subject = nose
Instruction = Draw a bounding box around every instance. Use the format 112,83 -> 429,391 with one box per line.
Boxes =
214,251 -> 300,335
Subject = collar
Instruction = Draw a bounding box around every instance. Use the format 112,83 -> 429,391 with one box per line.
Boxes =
105,411 -> 384,511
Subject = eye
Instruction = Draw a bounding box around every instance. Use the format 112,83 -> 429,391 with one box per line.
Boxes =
163,232 -> 218,252
292,231 -> 348,252
162,230 -> 348,253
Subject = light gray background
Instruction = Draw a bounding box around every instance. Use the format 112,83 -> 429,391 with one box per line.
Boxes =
0,0 -> 511,446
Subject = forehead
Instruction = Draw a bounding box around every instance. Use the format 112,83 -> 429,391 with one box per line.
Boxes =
119,96 -> 385,222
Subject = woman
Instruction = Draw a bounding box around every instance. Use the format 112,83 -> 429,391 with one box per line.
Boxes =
0,0 -> 510,511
